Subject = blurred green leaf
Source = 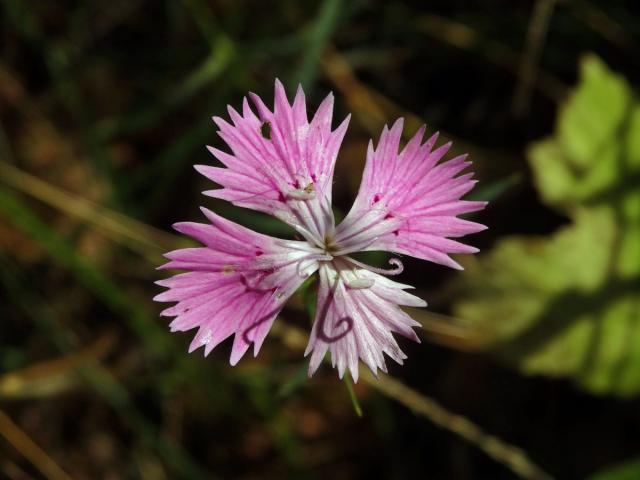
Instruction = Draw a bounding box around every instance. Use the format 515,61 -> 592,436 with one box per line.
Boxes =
588,458 -> 640,480
529,55 -> 639,212
455,55 -> 640,396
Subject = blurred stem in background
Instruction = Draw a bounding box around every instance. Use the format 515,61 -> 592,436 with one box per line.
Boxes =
512,0 -> 557,118
0,407 -> 74,480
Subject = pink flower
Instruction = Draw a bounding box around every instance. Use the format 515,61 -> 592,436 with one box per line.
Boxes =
155,80 -> 486,381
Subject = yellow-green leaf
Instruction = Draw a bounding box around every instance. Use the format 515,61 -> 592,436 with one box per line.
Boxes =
455,56 -> 640,396
529,55 -> 638,212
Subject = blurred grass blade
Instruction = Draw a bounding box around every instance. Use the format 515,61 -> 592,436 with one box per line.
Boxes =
182,0 -> 231,48
512,0 -> 557,117
0,162 -> 178,263
294,0 -> 342,89
467,173 -> 522,202
272,322 -> 552,480
408,309 -> 493,352
277,364 -> 309,398
91,37 -> 234,140
0,332 -> 115,400
361,371 -> 553,480
569,0 -> 639,51
0,409 -> 74,480
413,13 -> 565,102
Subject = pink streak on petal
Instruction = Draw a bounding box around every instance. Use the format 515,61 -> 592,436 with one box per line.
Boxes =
155,209 -> 316,364
305,262 -> 423,382
197,80 -> 349,240
334,121 -> 486,268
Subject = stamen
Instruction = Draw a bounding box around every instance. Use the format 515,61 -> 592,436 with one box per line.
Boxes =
287,188 -> 316,200
273,209 -> 322,246
332,235 -> 379,256
344,257 -> 404,276
343,277 -> 375,289
290,183 -> 336,248
297,254 -> 332,278
287,178 -> 316,201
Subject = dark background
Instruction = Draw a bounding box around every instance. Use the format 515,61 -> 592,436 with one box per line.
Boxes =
1,1 -> 639,479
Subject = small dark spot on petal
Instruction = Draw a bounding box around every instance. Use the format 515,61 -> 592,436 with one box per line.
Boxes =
255,250 -> 264,256
384,213 -> 394,220
278,191 -> 286,202
373,194 -> 381,203
393,230 -> 400,236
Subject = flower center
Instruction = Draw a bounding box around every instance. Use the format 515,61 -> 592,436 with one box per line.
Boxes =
323,234 -> 339,256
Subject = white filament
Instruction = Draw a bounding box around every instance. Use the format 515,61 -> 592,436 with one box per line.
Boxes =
344,257 -> 404,276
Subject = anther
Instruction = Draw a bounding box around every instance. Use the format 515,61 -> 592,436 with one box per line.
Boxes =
287,188 -> 316,200
297,254 -> 332,278
344,277 -> 375,289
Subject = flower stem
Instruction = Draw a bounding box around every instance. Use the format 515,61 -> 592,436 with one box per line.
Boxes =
343,376 -> 363,418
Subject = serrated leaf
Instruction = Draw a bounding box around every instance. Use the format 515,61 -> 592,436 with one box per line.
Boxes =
455,56 -> 640,396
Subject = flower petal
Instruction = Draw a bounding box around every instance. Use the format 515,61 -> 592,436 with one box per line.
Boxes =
305,261 -> 423,382
156,208 -> 322,363
196,79 -> 349,247
334,119 -> 487,268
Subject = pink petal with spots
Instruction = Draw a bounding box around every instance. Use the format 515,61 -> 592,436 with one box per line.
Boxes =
334,119 -> 486,269
155,208 -> 323,363
304,261 -> 424,382
195,79 -> 349,245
